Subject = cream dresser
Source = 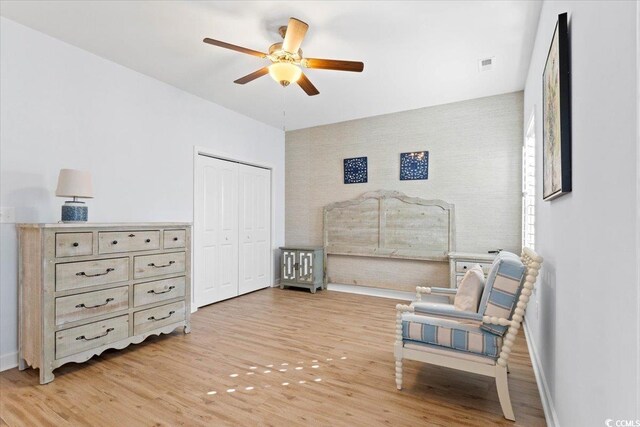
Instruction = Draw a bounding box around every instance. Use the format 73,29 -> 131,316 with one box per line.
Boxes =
17,223 -> 191,384
448,251 -> 496,288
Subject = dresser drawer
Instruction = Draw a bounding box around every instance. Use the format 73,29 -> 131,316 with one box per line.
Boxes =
55,286 -> 129,326
134,301 -> 185,335
133,252 -> 185,279
456,261 -> 492,275
56,258 -> 129,292
55,315 -> 129,359
56,232 -> 93,258
134,277 -> 186,307
98,230 -> 160,254
164,230 -> 186,249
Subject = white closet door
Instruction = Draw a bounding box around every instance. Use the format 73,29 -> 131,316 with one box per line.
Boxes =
194,155 -> 239,306
238,163 -> 271,295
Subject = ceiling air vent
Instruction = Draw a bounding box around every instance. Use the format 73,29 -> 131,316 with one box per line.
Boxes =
478,57 -> 495,72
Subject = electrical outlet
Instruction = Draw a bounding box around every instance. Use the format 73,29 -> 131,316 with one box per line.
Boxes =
0,207 -> 16,223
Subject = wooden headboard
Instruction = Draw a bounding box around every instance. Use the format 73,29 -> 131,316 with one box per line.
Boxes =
323,190 -> 455,262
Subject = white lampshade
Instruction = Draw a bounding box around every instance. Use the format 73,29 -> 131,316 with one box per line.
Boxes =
55,169 -> 94,198
268,62 -> 302,86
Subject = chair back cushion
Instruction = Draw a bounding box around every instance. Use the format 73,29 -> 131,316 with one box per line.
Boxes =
478,251 -> 526,336
453,264 -> 485,313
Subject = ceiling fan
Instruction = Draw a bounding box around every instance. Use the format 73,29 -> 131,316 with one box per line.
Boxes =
203,17 -> 364,96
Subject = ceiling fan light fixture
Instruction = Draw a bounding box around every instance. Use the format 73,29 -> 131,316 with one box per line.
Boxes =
268,62 -> 302,87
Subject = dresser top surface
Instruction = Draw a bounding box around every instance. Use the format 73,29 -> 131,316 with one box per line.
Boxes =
448,251 -> 497,261
17,222 -> 192,229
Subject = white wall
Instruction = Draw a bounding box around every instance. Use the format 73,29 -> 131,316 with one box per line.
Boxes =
286,92 -> 523,291
0,18 -> 285,369
523,1 -> 639,425
637,3 -> 640,417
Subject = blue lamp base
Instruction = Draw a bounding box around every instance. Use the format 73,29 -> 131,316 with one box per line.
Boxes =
61,201 -> 88,222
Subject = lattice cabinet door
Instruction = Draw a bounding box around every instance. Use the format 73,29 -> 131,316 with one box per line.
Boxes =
279,246 -> 324,293
296,251 -> 314,283
281,250 -> 297,282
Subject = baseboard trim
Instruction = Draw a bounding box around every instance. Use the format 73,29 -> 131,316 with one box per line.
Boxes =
0,351 -> 18,372
327,283 -> 414,301
272,278 -> 281,287
523,320 -> 559,427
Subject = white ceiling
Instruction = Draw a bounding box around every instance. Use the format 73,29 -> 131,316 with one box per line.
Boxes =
0,1 -> 541,130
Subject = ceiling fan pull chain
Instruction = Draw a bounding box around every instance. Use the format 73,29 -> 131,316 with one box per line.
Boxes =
282,88 -> 286,132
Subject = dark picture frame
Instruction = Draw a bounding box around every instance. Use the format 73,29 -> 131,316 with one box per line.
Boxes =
542,12 -> 572,201
400,151 -> 429,181
343,156 -> 368,184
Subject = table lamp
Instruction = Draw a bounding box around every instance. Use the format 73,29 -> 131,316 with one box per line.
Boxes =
55,169 -> 94,222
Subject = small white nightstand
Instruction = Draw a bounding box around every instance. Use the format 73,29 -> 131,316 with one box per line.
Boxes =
448,252 -> 497,288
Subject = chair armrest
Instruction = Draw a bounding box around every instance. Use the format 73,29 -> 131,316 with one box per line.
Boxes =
415,286 -> 457,301
412,303 -> 483,322
396,304 -> 415,314
482,316 -> 518,328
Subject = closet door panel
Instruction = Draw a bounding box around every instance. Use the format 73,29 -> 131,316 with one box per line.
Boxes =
238,164 -> 271,295
218,165 -> 239,301
254,173 -> 270,283
195,156 -> 239,306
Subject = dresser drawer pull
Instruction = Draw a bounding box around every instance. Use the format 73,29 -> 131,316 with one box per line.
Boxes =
145,239 -> 151,243
72,242 -> 79,247
173,237 -> 179,241
148,310 -> 175,321
128,234 -> 136,237
112,240 -> 118,245
147,261 -> 175,268
76,328 -> 114,341
76,268 -> 115,278
147,286 -> 175,295
75,298 -> 114,309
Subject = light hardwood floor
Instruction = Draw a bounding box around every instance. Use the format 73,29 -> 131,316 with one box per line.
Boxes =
0,288 -> 546,426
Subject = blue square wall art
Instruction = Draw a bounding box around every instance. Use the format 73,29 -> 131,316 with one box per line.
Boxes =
343,157 -> 368,184
400,151 -> 429,180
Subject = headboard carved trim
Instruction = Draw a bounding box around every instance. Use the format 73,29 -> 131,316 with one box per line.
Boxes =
323,190 -> 456,262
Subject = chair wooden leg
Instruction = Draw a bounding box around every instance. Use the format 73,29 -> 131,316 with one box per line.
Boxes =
496,365 -> 515,421
395,358 -> 403,390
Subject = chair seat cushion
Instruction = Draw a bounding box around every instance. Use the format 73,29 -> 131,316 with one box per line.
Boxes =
411,302 -> 484,323
402,313 -> 503,359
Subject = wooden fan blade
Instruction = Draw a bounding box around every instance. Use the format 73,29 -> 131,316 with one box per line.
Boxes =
297,73 -> 319,96
234,67 -> 269,84
282,18 -> 308,54
203,38 -> 266,58
303,58 -> 364,72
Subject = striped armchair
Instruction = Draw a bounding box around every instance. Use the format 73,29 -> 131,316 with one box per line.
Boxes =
394,248 -> 543,421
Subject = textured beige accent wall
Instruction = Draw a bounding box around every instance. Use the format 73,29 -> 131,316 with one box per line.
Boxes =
286,92 -> 523,291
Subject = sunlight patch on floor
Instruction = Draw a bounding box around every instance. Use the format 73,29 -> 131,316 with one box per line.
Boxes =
205,355 -> 346,397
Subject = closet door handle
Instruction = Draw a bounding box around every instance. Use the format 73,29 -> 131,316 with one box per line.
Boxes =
76,328 -> 114,341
